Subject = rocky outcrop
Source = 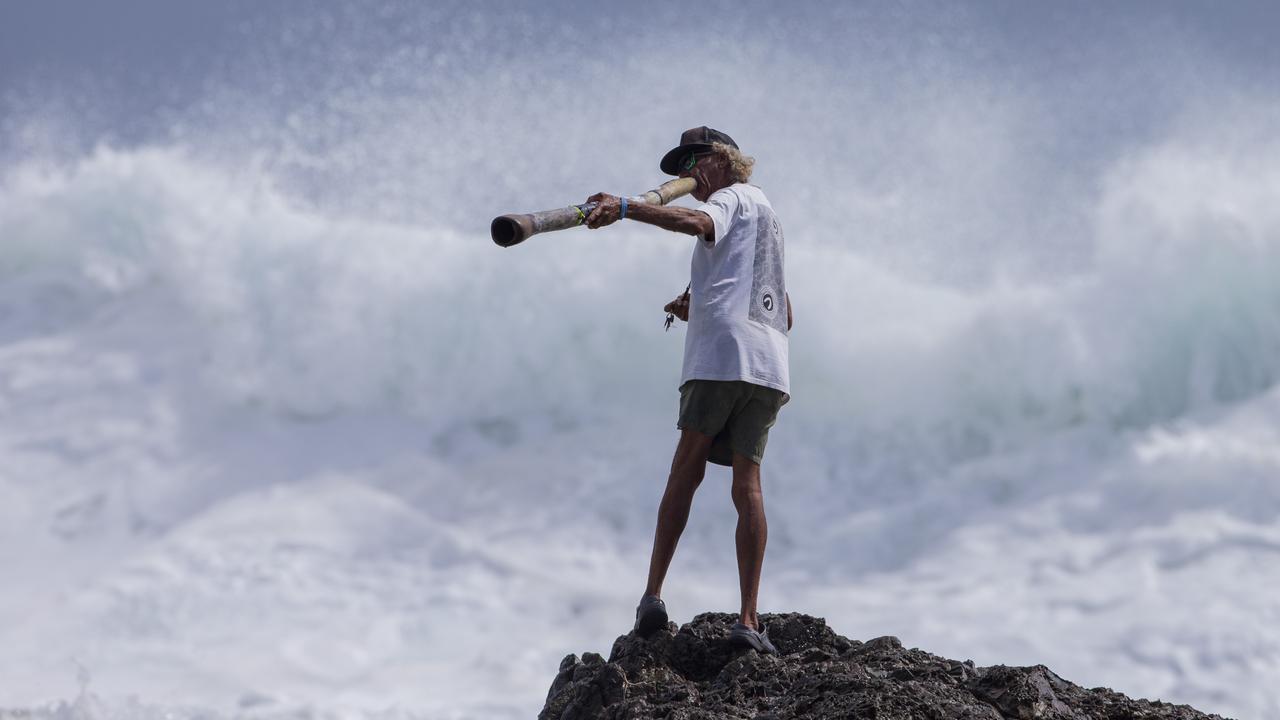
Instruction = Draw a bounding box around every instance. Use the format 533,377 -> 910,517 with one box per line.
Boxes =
540,613 -> 1227,720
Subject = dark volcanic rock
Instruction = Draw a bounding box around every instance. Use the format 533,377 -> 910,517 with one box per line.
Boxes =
539,613 -> 1228,720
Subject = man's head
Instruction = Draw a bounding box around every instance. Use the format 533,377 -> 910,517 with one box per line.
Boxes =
661,126 -> 756,201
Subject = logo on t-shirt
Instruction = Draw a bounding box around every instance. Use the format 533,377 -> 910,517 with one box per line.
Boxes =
762,293 -> 775,313
749,207 -> 787,334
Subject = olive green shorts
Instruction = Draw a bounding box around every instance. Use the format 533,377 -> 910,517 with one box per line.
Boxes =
677,380 -> 790,467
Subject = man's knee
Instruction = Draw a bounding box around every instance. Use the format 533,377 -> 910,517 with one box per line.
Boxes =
731,480 -> 762,506
730,454 -> 762,508
669,463 -> 706,493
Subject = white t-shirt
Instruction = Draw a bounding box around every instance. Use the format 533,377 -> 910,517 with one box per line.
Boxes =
682,183 -> 790,396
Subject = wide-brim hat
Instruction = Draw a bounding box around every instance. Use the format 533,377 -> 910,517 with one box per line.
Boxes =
660,126 -> 739,175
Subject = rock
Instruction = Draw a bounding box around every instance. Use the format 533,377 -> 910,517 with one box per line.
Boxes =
969,664 -> 1082,719
539,658 -> 626,720
539,612 -> 1229,720
546,654 -> 579,703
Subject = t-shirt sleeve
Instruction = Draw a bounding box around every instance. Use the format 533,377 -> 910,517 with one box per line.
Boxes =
695,187 -> 742,245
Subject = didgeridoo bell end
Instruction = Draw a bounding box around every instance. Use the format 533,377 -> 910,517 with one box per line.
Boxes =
491,214 -> 535,247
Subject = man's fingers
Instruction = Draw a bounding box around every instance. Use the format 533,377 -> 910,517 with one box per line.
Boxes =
584,193 -> 603,227
663,294 -> 690,321
586,203 -> 618,229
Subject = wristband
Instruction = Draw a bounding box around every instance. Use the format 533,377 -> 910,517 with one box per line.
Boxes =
620,197 -> 628,220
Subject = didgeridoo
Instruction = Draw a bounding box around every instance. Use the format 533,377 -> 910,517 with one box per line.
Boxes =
491,177 -> 696,247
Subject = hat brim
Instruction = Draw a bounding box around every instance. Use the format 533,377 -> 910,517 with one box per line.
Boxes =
660,142 -> 713,176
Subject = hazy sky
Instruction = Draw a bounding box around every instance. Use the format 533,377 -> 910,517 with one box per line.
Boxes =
4,1 -> 1279,283
4,1 -> 1277,141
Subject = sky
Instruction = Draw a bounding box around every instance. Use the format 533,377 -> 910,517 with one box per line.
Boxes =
5,0 -> 1279,285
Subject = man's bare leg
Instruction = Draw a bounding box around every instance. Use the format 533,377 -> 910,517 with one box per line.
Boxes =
643,428 -> 713,598
731,452 -> 767,630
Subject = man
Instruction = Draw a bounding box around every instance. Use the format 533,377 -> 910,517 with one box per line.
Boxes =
583,126 -> 791,655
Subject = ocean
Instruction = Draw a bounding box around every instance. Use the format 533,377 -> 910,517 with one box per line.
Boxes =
2,3 -> 1278,718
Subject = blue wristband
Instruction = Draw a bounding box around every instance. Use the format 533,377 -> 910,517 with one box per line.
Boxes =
620,197 -> 628,220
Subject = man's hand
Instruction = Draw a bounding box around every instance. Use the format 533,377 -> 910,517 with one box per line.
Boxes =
664,290 -> 690,322
584,192 -> 622,229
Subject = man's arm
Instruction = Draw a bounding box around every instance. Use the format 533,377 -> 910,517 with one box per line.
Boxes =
584,192 -> 714,241
625,202 -> 713,239
786,292 -> 792,331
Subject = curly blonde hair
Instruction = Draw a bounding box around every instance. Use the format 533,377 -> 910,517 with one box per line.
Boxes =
711,141 -> 755,183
